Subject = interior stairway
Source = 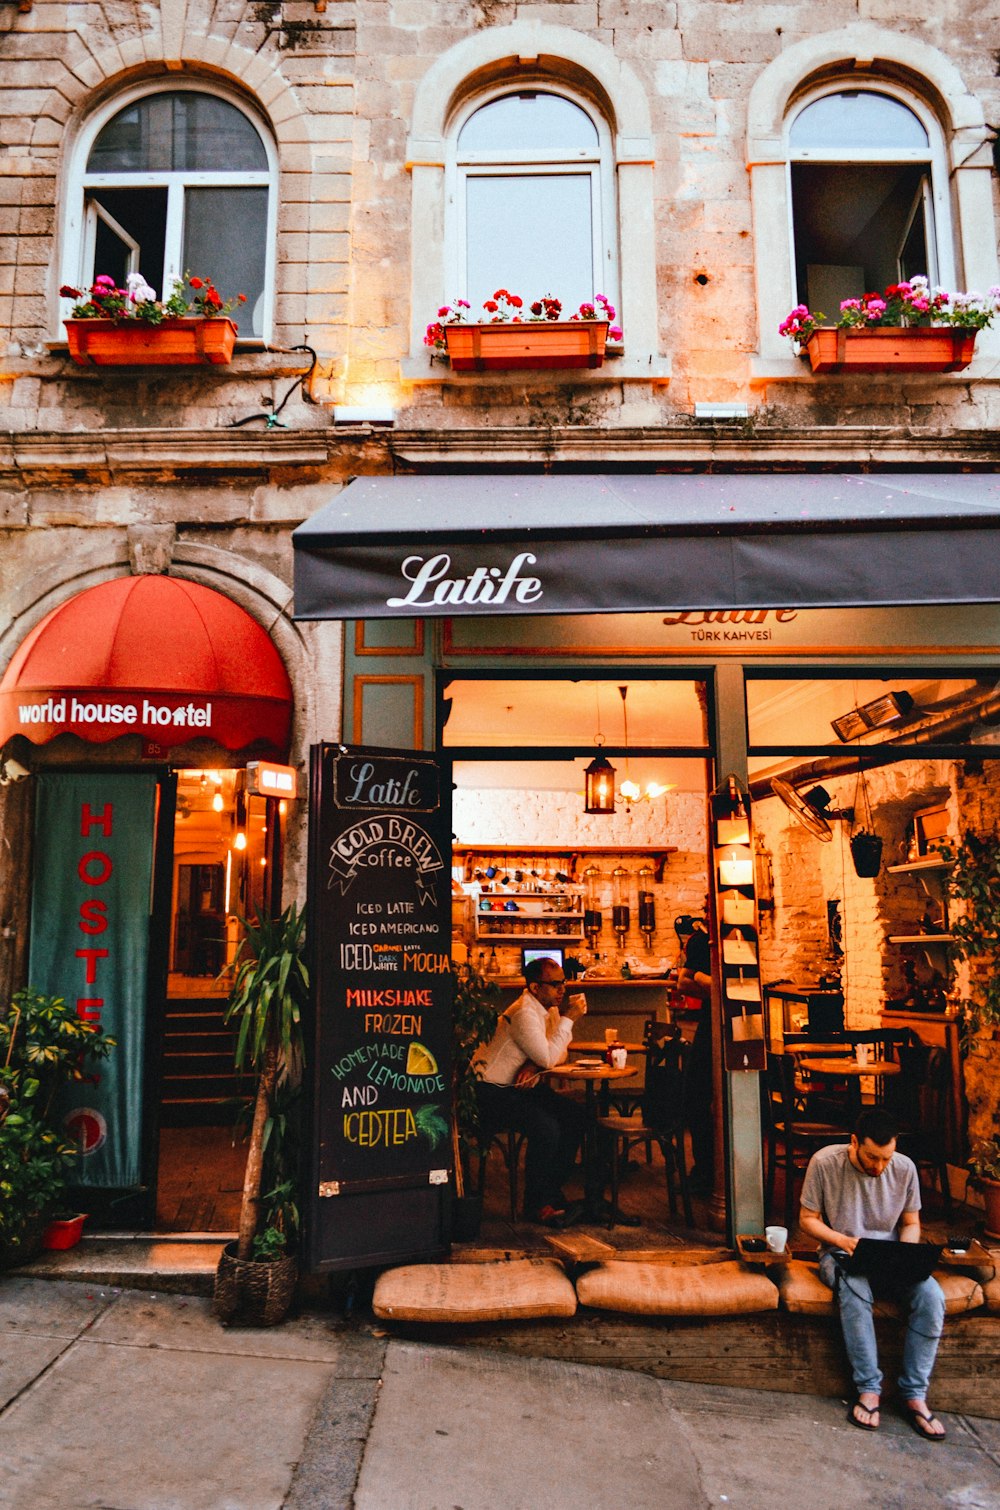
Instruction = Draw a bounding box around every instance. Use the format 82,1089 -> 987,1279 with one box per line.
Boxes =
160,998 -> 251,1127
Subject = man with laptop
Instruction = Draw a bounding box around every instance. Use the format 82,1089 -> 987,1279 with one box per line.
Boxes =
799,1107 -> 947,1441
477,953 -> 588,1228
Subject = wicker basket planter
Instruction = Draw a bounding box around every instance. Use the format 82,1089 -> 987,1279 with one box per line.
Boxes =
65,317 -> 238,367
803,326 -> 978,375
213,1241 -> 298,1327
443,320 -> 609,372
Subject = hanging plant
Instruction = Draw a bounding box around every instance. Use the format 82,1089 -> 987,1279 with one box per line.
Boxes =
849,766 -> 883,878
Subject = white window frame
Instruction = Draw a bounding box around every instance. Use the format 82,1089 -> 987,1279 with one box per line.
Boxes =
58,80 -> 279,342
404,22 -> 664,382
747,25 -> 1000,371
785,79 -> 954,305
447,84 -> 617,312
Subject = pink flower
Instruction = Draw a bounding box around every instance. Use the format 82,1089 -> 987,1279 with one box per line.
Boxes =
437,305 -> 451,317
609,325 -> 623,341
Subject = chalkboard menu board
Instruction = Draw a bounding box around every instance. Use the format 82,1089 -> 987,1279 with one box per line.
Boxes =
306,743 -> 453,1271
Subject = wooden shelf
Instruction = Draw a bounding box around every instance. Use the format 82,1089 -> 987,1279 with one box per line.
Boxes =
477,931 -> 585,943
888,934 -> 955,945
887,858 -> 952,875
454,844 -> 678,883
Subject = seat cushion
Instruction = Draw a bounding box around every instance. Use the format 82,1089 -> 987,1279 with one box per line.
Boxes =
575,1259 -> 778,1316
777,1260 -> 984,1316
372,1258 -> 577,1322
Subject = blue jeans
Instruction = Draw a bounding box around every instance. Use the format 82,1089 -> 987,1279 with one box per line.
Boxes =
819,1251 -> 945,1399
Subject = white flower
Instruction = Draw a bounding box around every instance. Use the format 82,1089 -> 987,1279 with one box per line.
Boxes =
126,273 -> 158,303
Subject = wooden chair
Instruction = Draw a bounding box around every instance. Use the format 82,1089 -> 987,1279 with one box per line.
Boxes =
883,1041 -> 953,1212
597,1032 -> 693,1229
763,1051 -> 851,1230
476,1127 -> 526,1222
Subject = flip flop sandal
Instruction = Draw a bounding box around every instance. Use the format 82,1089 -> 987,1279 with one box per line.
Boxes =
904,1407 -> 946,1442
847,1397 -> 880,1431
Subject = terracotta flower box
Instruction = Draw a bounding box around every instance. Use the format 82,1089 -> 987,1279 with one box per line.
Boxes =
443,320 -> 609,372
803,326 -> 978,375
65,317 -> 238,368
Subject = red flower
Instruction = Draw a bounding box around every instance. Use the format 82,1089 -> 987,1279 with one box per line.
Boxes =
483,299 -> 498,312
189,277 -> 204,289
238,293 -> 247,303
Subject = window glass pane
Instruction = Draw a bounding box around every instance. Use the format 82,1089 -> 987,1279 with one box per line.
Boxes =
790,91 -> 928,150
459,92 -> 598,153
88,92 -> 267,173
183,187 -> 268,336
465,174 -> 594,309
746,675 -> 989,752
442,679 -> 710,749
792,163 -> 930,305
87,188 -> 168,300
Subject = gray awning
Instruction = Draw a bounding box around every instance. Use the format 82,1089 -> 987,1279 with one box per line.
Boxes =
292,472 -> 1000,619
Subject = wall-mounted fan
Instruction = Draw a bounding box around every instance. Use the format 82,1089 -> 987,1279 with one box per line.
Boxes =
770,779 -> 854,843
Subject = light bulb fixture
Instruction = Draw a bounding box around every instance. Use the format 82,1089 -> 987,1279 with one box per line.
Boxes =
616,685 -> 675,809
584,745 -> 617,815
583,684 -> 616,815
233,830 -> 247,851
212,791 -> 224,813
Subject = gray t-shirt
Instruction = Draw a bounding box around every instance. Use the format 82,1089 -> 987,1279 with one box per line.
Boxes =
800,1142 -> 920,1254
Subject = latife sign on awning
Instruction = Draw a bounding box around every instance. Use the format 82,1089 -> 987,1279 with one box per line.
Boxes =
292,472 -> 1000,619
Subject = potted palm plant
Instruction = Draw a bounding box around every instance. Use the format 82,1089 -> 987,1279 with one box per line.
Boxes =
0,988 -> 115,1268
212,904 -> 308,1326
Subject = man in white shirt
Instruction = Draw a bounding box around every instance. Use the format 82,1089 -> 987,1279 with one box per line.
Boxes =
800,1107 -> 946,1441
477,956 -> 587,1226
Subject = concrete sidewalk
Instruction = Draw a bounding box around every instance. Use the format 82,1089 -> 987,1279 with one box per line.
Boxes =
1,1277 -> 999,1510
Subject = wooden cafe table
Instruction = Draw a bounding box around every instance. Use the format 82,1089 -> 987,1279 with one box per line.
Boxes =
797,1054 -> 900,1117
544,1061 -> 637,1223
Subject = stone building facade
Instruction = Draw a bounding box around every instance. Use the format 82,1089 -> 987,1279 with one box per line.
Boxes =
2,0 -> 1000,1234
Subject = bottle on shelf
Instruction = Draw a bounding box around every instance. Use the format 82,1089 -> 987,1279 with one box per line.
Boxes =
486,946 -> 499,976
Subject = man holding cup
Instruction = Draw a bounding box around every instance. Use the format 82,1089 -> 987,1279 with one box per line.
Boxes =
477,956 -> 588,1227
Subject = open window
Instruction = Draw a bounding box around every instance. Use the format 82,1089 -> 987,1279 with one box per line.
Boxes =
62,85 -> 277,339
450,88 -> 616,313
787,86 -> 949,314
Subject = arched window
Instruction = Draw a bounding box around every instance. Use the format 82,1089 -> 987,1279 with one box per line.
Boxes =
63,85 -> 277,338
450,88 -> 615,311
787,85 -> 951,316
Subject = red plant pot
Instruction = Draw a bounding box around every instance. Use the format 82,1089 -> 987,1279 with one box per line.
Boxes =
443,320 -> 609,372
42,1214 -> 86,1250
65,318 -> 238,367
803,326 -> 978,375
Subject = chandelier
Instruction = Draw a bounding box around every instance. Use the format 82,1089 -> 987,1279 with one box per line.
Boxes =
582,685 -> 674,814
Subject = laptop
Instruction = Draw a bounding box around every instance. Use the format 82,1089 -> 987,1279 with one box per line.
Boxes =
842,1238 -> 942,1288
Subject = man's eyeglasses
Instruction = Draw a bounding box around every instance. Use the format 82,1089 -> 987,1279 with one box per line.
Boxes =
538,978 -> 567,988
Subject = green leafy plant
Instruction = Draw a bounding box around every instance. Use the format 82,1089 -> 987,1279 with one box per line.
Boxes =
450,963 -> 502,1191
780,278 -> 1000,346
224,904 -> 308,1262
937,831 -> 1000,1049
0,989 -> 116,1256
968,1136 -> 1000,1185
251,1224 -> 289,1262
60,272 -> 246,324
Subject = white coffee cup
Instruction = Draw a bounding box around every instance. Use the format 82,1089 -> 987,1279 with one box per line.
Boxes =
569,993 -> 587,1015
611,1046 -> 627,1069
765,1225 -> 788,1254
856,1044 -> 870,1068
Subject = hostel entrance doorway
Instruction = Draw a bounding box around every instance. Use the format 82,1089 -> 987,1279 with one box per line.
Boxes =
156,767 -> 284,1233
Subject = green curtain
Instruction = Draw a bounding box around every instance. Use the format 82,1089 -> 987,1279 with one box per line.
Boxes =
29,773 -> 157,1189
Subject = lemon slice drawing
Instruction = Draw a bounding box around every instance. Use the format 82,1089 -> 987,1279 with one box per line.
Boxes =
406,1041 -> 438,1075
